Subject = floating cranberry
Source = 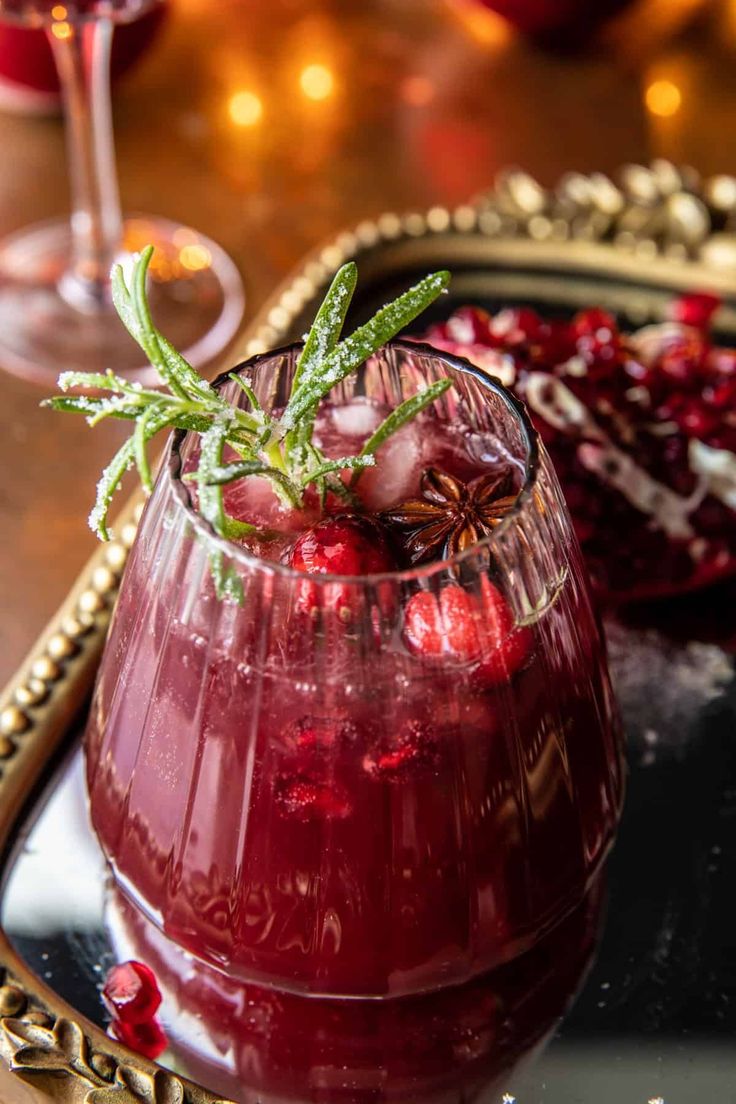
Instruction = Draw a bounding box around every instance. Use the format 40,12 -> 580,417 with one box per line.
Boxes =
102,961 -> 161,1025
669,292 -> 720,330
363,720 -> 441,782
110,1017 -> 168,1060
286,514 -> 396,619
403,578 -> 530,686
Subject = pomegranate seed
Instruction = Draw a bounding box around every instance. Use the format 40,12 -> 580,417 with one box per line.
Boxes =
274,774 -> 351,821
674,401 -> 719,439
282,714 -> 356,755
110,1017 -> 168,1060
446,306 -> 494,345
669,292 -> 720,329
532,320 -> 576,366
704,380 -> 736,409
102,961 -> 161,1025
711,348 -> 736,377
656,334 -> 708,385
489,306 -> 541,346
363,720 -> 441,781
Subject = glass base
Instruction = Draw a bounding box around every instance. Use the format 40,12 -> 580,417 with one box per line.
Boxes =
0,215 -> 245,386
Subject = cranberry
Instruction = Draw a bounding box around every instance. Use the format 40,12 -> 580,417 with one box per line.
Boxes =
102,961 -> 161,1025
669,292 -> 720,330
363,720 -> 441,781
286,514 -> 396,618
274,774 -> 352,821
110,1017 -> 168,1060
403,578 -> 530,686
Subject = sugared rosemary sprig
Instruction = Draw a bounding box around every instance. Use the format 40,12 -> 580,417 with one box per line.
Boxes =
44,246 -> 452,592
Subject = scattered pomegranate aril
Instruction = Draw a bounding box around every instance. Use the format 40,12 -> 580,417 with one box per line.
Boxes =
571,308 -> 620,367
489,306 -> 541,347
445,305 -> 495,346
363,720 -> 441,781
656,334 -> 708,386
423,293 -> 736,604
674,401 -> 720,440
102,961 -> 161,1025
110,1016 -> 168,1061
669,292 -> 720,330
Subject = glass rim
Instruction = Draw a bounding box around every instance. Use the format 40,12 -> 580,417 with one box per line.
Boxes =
166,338 -> 542,586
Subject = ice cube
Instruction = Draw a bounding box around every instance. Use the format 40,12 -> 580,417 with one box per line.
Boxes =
359,422 -> 423,511
328,399 -> 386,440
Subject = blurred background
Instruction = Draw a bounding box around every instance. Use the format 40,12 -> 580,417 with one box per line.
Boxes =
1,0 -> 735,682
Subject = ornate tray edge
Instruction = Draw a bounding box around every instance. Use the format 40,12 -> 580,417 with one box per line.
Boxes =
1,159 -> 735,1104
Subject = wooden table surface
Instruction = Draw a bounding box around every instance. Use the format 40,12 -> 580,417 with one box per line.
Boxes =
1,0 -> 735,685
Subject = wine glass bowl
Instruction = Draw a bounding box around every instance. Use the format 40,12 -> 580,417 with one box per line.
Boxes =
85,341 -> 623,1000
0,0 -> 244,383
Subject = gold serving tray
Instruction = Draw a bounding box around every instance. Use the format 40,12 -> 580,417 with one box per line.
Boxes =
1,161 -> 735,1104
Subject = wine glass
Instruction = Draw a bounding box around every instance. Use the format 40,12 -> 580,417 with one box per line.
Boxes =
0,0 -> 244,385
85,341 -> 623,998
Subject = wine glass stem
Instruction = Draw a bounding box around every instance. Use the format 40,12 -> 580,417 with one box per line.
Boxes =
48,19 -> 123,313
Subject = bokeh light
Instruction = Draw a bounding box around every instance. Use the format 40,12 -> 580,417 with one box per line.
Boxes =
50,19 -> 72,39
299,63 -> 335,101
179,244 -> 212,272
645,79 -> 682,117
228,90 -> 263,128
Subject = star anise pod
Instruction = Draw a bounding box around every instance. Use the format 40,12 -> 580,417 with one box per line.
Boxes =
381,467 -> 519,565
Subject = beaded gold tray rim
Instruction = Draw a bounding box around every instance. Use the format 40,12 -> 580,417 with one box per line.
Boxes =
1,160 -> 736,1104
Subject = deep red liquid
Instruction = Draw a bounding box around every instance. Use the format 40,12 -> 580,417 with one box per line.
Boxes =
0,0 -> 158,25
86,402 -> 623,999
108,879 -> 604,1103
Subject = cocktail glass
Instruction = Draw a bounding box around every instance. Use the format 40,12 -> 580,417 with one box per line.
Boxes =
86,340 -> 623,999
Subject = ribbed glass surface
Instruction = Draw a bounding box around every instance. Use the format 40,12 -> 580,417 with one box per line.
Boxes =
86,341 -> 623,999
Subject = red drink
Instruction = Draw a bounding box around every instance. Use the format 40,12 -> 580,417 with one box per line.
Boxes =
0,0 -> 159,25
86,341 -> 623,1000
107,879 -> 604,1102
